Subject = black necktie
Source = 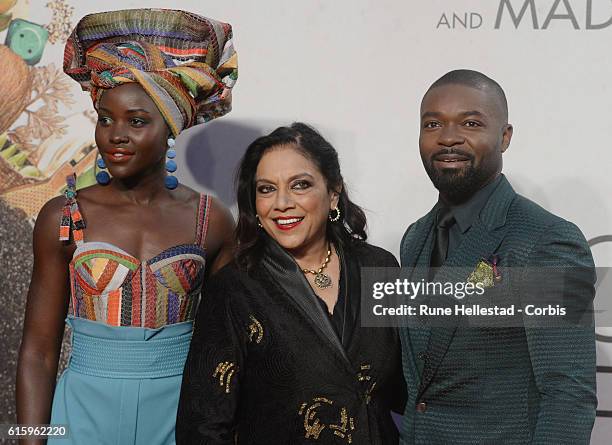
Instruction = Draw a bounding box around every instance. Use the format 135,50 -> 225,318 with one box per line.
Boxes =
430,207 -> 455,270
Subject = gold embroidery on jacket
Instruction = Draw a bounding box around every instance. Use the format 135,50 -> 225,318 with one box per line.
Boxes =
299,397 -> 331,439
358,364 -> 376,405
358,363 -> 372,381
213,361 -> 237,394
330,407 -> 355,443
364,381 -> 377,405
247,315 -> 263,344
298,397 -> 355,443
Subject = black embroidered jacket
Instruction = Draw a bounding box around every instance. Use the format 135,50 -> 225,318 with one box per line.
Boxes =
176,239 -> 406,444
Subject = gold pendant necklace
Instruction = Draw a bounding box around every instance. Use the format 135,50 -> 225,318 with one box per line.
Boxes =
302,244 -> 333,289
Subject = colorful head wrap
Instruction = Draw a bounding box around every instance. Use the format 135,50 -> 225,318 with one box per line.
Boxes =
63,9 -> 238,136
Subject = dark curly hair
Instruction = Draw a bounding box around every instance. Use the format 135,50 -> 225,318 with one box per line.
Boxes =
235,122 -> 367,269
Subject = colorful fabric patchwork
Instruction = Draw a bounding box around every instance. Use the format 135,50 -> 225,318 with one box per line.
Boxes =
63,9 -> 238,136
63,192 -> 212,328
59,174 -> 85,246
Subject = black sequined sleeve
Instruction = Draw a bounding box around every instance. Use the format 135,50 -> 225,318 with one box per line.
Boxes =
176,270 -> 246,444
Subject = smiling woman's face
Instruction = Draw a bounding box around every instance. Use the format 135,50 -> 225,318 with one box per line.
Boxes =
95,83 -> 170,180
255,144 -> 339,256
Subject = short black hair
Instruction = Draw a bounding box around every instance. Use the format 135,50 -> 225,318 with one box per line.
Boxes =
426,69 -> 508,122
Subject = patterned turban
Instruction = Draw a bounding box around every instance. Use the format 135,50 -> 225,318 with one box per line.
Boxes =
63,9 -> 238,136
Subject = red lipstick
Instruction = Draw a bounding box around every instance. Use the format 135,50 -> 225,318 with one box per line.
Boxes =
273,216 -> 304,231
105,148 -> 135,163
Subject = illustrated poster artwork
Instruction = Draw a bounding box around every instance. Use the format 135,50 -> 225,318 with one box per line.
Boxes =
0,0 -> 96,425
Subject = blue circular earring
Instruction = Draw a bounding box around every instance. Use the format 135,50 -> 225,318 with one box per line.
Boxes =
96,156 -> 111,185
165,137 -> 178,190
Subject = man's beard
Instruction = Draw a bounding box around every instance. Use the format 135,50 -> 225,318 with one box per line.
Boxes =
423,159 -> 492,204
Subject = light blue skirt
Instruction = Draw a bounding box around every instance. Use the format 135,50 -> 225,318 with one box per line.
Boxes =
49,316 -> 193,445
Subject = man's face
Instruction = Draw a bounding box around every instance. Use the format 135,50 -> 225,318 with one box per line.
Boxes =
419,83 -> 513,204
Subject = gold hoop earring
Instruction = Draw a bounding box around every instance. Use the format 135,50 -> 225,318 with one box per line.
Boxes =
329,207 -> 341,222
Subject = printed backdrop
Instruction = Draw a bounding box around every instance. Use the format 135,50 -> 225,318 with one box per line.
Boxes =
0,1 -> 610,443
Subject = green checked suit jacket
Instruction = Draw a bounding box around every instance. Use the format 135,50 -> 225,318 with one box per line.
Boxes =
399,175 -> 597,445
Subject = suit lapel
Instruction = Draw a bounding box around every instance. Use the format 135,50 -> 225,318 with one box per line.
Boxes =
417,224 -> 507,397
417,176 -> 517,398
399,208 -> 439,391
261,239 -> 353,371
400,206 -> 439,270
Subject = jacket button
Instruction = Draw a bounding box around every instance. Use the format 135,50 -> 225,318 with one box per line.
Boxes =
416,402 -> 427,413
